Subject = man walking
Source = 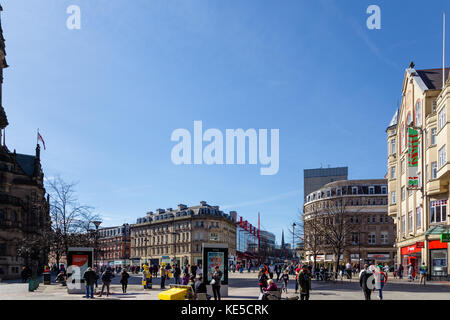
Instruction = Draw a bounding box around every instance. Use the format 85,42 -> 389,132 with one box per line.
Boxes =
297,265 -> 312,300
419,262 -> 427,285
99,267 -> 114,297
83,267 -> 97,299
211,265 -> 223,300
345,261 -> 352,280
359,264 -> 373,300
174,264 -> 181,284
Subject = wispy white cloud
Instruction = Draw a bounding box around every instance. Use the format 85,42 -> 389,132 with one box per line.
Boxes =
320,0 -> 399,69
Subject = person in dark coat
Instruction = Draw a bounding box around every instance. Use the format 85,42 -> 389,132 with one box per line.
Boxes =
83,267 -> 97,299
359,264 -> 374,300
99,267 -> 115,297
120,268 -> 130,293
297,265 -> 312,301
210,265 -> 223,300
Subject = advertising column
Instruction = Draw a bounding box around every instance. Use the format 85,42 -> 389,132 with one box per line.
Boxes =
66,247 -> 93,294
202,243 -> 229,297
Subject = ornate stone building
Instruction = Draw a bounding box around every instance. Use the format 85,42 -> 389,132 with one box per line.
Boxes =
303,179 -> 396,267
387,63 -> 450,280
0,6 -> 50,279
131,201 -> 236,266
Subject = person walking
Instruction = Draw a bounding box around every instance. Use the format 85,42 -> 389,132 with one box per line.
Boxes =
160,265 -> 167,289
294,264 -> 301,293
174,264 -> 181,284
120,268 -> 130,293
280,270 -> 289,293
297,265 -> 311,301
142,265 -> 152,290
345,261 -> 352,280
408,264 -> 413,282
191,264 -> 198,278
258,268 -> 268,293
419,262 -> 427,285
83,267 -> 97,299
197,264 -> 203,277
359,264 -> 373,300
99,267 -> 114,297
211,265 -> 223,301
275,264 -> 281,281
397,264 -> 404,280
375,265 -> 387,300
247,262 -> 252,273
268,264 -> 274,279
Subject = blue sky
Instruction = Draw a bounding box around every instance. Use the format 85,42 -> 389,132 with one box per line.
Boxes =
3,0 -> 450,244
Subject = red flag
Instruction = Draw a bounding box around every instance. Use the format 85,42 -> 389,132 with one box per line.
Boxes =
38,132 -> 46,150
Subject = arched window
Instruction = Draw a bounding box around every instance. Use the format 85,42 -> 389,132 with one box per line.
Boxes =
415,101 -> 421,126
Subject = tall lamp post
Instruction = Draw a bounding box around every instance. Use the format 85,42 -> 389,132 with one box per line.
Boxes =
93,221 -> 102,267
292,223 -> 296,261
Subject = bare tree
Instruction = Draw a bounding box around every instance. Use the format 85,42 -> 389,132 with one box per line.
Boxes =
46,176 -> 98,266
302,204 -> 324,270
320,198 -> 359,275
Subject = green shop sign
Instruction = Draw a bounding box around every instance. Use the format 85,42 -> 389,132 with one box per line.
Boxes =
441,233 -> 450,243
408,128 -> 419,188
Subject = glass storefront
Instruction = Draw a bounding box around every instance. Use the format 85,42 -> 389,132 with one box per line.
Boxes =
430,249 -> 448,277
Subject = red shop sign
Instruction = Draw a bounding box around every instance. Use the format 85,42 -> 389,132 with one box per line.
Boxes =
401,244 -> 421,255
416,242 -> 424,248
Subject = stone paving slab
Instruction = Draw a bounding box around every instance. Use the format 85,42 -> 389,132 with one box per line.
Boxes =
0,272 -> 448,300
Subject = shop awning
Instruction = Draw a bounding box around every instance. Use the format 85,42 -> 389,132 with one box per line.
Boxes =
425,225 -> 450,235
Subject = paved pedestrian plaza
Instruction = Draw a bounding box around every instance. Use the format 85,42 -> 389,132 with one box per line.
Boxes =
0,271 -> 449,300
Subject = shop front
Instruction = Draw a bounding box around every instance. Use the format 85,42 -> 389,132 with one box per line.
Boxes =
366,252 -> 392,266
401,243 -> 423,277
428,240 -> 448,279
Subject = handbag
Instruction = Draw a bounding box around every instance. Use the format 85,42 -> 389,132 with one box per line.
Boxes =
210,279 -> 216,285
142,280 -> 147,286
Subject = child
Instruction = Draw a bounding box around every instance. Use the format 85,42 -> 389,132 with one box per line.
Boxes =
280,270 -> 289,293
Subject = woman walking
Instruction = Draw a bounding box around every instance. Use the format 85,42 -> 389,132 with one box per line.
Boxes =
120,268 -> 130,293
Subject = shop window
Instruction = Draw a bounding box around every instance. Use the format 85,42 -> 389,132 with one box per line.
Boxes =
431,249 -> 448,277
430,200 -> 447,223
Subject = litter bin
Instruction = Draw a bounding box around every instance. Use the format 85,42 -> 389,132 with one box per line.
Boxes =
43,272 -> 51,285
28,277 -> 40,292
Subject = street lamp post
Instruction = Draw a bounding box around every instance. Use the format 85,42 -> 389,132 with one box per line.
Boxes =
292,223 -> 296,260
93,221 -> 102,267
